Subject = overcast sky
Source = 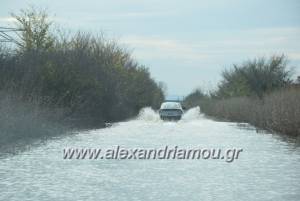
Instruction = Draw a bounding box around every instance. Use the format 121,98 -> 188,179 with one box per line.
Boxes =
1,0 -> 300,96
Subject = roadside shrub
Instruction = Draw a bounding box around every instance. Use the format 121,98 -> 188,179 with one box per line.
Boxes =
0,90 -> 69,146
0,7 -> 165,144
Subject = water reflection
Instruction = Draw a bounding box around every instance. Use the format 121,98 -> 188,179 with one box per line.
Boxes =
233,122 -> 300,149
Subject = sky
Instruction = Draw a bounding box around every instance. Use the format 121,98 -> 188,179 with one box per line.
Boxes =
1,0 -> 300,96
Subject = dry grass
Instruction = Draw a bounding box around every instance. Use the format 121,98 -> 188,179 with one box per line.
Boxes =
200,86 -> 300,136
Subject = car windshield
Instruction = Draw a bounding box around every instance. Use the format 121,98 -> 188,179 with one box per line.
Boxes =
160,102 -> 182,110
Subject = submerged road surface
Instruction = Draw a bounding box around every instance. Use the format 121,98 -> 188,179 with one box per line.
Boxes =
1,107 -> 300,201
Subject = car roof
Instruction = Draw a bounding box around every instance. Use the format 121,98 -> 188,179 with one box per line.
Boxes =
160,102 -> 182,109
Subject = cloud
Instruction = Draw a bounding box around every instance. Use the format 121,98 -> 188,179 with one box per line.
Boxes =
0,17 -> 16,23
289,53 -> 300,60
115,11 -> 174,18
120,36 -> 210,62
120,27 -> 300,66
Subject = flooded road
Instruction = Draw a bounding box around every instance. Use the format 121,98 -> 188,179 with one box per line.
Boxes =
1,107 -> 300,201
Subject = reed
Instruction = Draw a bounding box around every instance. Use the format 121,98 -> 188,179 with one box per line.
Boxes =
199,86 -> 300,136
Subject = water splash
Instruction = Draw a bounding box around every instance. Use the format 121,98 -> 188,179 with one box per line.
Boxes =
137,107 -> 161,122
181,106 -> 202,121
136,106 -> 202,122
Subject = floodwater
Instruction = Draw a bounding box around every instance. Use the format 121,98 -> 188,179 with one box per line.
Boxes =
1,107 -> 300,201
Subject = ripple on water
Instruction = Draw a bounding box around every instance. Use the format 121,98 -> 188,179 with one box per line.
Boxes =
0,107 -> 300,201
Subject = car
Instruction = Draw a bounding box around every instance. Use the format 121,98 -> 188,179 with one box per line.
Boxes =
159,101 -> 184,120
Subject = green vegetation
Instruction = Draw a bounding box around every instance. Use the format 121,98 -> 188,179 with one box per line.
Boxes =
184,55 -> 300,136
0,8 -> 164,145
215,55 -> 292,98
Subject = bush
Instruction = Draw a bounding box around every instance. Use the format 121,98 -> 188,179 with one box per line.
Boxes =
183,55 -> 299,136
217,55 -> 292,98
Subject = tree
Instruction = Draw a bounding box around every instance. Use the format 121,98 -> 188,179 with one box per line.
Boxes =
216,55 -> 292,98
11,7 -> 54,52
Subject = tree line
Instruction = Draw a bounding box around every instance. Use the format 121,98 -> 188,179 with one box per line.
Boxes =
0,7 -> 164,145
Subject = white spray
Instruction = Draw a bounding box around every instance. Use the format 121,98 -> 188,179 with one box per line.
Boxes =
136,106 -> 202,122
